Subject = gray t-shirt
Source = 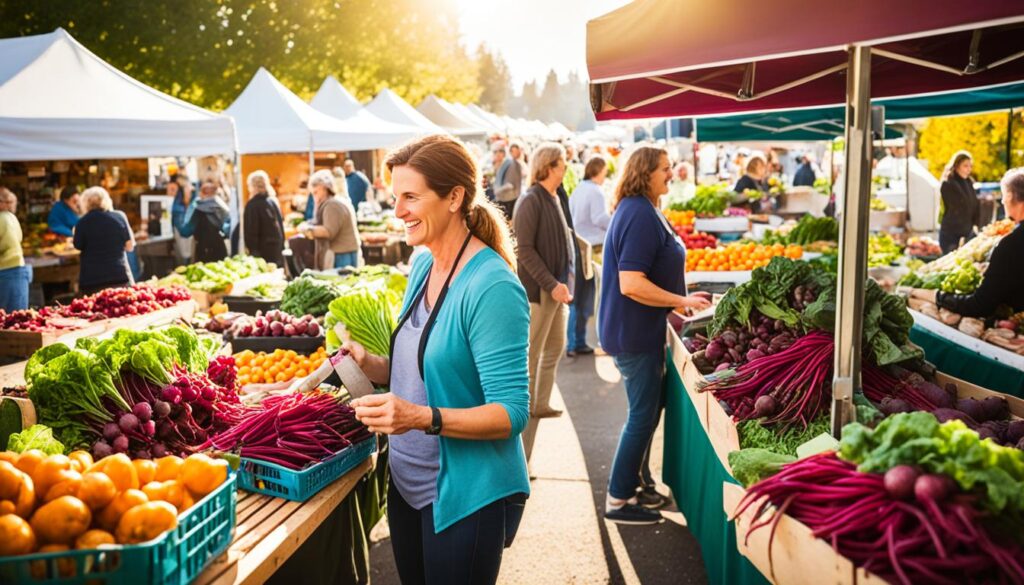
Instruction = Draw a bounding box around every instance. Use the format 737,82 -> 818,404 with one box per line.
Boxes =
389,294 -> 439,509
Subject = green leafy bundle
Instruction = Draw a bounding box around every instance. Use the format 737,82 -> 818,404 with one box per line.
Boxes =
738,416 -> 830,457
280,275 -> 346,318
164,255 -> 273,293
25,325 -> 211,449
672,183 -> 732,216
710,257 -> 920,365
325,286 -> 403,357
728,448 -> 796,487
840,412 -> 1024,515
7,424 -> 65,455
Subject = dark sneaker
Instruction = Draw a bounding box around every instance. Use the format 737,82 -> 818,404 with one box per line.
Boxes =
575,346 -> 595,355
636,486 -> 670,509
605,503 -> 664,525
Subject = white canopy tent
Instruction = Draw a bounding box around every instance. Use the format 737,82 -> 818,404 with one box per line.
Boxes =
226,68 -> 417,156
309,76 -> 426,149
0,28 -> 236,161
417,95 -> 487,137
466,104 -> 508,133
364,89 -> 445,135
449,102 -> 500,133
309,76 -> 362,119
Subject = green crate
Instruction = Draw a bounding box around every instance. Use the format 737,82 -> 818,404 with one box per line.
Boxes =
0,472 -> 237,585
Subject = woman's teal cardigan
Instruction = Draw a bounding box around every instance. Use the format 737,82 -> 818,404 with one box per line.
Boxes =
398,246 -> 531,532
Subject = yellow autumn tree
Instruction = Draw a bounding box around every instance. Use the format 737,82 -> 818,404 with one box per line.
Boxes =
918,111 -> 1024,182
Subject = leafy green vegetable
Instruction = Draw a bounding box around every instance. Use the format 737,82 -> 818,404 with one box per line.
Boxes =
162,255 -> 273,292
762,216 -> 839,246
738,416 -> 830,457
24,343 -> 70,383
671,183 -> 732,216
728,448 -> 796,487
840,412 -> 1024,514
7,424 -> 65,455
867,233 -> 903,268
326,285 -> 402,357
712,257 -> 919,365
27,347 -> 127,449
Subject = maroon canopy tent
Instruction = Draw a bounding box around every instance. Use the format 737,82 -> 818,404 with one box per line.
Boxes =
586,0 -> 1024,433
588,0 -> 1024,119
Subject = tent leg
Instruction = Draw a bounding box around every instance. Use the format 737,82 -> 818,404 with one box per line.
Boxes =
831,46 -> 873,437
235,153 -> 245,255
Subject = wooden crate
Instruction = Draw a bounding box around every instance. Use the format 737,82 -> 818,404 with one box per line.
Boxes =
707,391 -> 741,473
667,327 -> 709,430
724,482 -> 857,585
0,321 -> 107,359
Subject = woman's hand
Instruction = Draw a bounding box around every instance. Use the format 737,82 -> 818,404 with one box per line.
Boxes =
678,294 -> 711,312
351,393 -> 429,435
910,288 -> 938,303
551,283 -> 574,304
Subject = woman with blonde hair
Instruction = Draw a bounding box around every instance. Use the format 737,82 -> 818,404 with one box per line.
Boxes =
345,135 -> 529,584
600,146 -> 710,525
73,187 -> 135,294
939,150 -> 980,254
243,170 -> 285,266
513,142 -> 574,463
0,188 -> 30,310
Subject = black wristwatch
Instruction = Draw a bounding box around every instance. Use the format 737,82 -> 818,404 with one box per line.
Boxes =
425,406 -> 443,436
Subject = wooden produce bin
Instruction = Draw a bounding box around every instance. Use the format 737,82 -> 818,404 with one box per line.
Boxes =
724,482 -> 857,585
0,320 -> 107,359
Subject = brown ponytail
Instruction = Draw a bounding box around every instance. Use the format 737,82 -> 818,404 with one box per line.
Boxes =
385,135 -> 518,270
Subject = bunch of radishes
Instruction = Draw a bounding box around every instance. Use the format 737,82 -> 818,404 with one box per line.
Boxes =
69,284 -> 190,319
0,307 -> 72,331
231,309 -> 322,338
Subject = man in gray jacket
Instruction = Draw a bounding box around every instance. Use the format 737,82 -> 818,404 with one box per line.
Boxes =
494,142 -> 526,220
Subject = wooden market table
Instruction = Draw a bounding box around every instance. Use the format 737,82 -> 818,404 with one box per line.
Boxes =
196,456 -> 374,585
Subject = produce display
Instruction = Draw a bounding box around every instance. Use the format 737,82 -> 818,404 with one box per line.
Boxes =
0,450 -> 229,557
24,326 -> 234,454
0,285 -> 190,332
913,220 -> 1012,275
663,209 -> 696,228
204,391 -> 370,470
685,243 -> 804,272
161,255 -> 274,293
280,266 -> 405,320
905,236 -> 941,258
229,310 -> 322,338
734,413 -> 1024,585
234,347 -> 328,386
243,281 -> 287,300
867,233 -> 903,268
761,215 -> 838,246
670,183 -> 732,217
677,225 -> 718,250
323,267 -> 408,356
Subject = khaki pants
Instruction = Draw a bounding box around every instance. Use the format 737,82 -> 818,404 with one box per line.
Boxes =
522,293 -> 568,461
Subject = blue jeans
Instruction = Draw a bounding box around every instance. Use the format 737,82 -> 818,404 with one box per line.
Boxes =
0,265 -> 31,311
388,480 -> 525,585
567,276 -> 595,351
608,351 -> 666,500
334,251 -> 358,269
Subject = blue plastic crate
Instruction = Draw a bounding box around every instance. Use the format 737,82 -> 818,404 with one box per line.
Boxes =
0,471 -> 237,585
239,437 -> 376,501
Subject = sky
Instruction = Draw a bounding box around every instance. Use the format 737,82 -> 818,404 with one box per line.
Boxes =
452,0 -> 632,89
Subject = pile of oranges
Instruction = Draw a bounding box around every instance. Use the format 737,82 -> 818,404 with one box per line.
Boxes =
663,209 -> 695,228
234,347 -> 328,386
686,243 -> 803,272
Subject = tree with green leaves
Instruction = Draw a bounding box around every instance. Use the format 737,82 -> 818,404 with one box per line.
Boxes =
0,0 -> 481,110
475,46 -> 511,115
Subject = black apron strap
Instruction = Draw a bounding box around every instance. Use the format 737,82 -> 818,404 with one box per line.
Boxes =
388,231 -> 473,381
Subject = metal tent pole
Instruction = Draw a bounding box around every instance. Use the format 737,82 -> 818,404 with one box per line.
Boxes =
234,153 -> 244,255
831,45 -> 873,437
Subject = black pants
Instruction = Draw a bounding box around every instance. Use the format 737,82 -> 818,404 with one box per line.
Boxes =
388,481 -> 525,585
939,230 -> 973,255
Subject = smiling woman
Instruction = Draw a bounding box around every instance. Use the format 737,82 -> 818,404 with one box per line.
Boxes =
343,135 -> 530,585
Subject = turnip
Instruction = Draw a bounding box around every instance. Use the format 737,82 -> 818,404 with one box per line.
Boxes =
880,397 -> 912,415
955,398 -> 986,422
917,382 -> 955,409
118,413 -> 140,433
284,324 -> 297,336
914,473 -> 954,503
153,400 -> 171,419
92,439 -> 113,459
161,386 -> 182,405
980,396 -> 1009,421
745,348 -> 766,362
142,420 -> 157,436
753,395 -> 776,418
883,465 -> 919,500
112,435 -> 130,454
102,422 -> 121,441
307,322 -> 321,337
271,321 -> 285,337
705,341 -> 725,362
1007,420 -> 1024,444
132,401 -> 153,423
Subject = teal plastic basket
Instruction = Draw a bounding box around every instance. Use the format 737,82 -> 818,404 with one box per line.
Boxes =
0,471 -> 237,585
239,437 -> 376,501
